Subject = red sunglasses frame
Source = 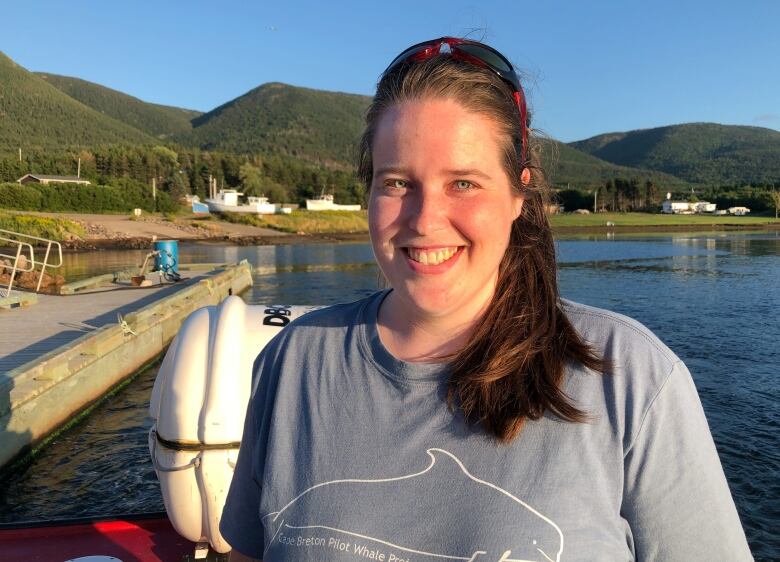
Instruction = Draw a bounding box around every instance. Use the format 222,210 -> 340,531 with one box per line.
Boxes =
382,37 -> 528,166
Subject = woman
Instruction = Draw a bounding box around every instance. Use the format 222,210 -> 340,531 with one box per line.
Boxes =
222,38 -> 751,561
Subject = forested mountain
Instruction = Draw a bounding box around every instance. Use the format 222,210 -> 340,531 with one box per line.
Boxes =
180,82 -> 372,167
0,52 -> 154,152
3,46 -> 778,195
539,139 -> 686,188
177,81 -> 683,188
36,72 -> 201,139
570,123 -> 780,185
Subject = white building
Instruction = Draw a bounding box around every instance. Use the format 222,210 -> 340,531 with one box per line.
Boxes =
727,207 -> 751,216
693,201 -> 717,213
662,200 -> 693,214
661,193 -> 717,214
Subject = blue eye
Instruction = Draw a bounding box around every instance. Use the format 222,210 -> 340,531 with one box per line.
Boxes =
454,180 -> 473,190
385,179 -> 408,190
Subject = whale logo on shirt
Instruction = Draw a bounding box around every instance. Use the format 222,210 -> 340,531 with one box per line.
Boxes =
262,448 -> 564,562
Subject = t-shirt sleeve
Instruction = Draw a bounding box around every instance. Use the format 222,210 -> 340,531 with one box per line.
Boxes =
622,361 -> 753,561
220,397 -> 265,558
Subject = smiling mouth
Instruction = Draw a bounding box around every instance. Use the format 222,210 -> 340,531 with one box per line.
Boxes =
405,247 -> 462,266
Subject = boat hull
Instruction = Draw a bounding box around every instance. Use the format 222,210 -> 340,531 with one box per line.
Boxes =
305,199 -> 361,211
204,200 -> 277,214
0,514 -> 198,562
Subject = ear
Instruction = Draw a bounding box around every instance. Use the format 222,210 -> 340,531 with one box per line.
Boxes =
520,167 -> 531,186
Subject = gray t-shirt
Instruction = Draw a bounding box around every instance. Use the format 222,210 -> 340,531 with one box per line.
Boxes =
221,291 -> 751,561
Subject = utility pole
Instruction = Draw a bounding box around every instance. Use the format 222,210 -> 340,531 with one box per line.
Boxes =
152,177 -> 157,201
594,189 -> 598,213
77,158 -> 81,178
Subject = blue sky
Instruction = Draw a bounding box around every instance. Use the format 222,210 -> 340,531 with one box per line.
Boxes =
4,0 -> 779,142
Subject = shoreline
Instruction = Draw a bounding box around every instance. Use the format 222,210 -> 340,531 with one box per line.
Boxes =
58,232 -> 371,251
56,222 -> 779,251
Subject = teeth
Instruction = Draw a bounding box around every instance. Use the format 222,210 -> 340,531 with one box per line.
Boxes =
407,247 -> 458,265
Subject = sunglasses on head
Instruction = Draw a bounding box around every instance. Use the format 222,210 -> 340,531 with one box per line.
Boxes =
382,37 -> 528,165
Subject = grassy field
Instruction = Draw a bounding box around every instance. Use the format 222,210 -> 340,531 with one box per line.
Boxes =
218,210 -> 779,234
549,212 -> 780,228
216,209 -> 370,234
0,212 -> 85,240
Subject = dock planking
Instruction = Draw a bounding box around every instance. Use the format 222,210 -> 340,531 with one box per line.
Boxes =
0,271 -> 221,375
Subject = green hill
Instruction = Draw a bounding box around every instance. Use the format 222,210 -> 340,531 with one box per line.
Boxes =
181,81 -> 682,186
570,123 -> 780,185
6,49 -> 773,191
540,139 -> 687,189
36,72 -> 201,139
0,52 -> 154,153
181,82 -> 372,166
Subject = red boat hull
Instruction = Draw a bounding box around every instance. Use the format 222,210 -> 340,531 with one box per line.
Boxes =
0,514 -> 195,562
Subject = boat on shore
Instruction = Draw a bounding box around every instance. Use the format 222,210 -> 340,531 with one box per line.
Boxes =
305,193 -> 361,211
205,189 -> 291,215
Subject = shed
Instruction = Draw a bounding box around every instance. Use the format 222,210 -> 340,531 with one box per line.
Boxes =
17,174 -> 91,186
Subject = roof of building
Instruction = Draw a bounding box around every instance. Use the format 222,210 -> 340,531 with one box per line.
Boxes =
18,174 -> 88,181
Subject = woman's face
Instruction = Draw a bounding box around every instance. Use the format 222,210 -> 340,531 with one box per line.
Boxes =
368,97 -> 524,323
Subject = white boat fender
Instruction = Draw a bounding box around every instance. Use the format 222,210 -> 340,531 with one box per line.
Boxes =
148,296 -> 319,553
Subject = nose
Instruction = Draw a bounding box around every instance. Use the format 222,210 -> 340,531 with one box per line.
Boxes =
405,187 -> 448,235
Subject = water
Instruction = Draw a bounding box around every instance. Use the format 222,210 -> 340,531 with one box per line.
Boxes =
1,232 -> 777,560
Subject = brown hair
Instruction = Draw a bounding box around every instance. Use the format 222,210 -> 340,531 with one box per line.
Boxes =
358,55 -> 606,442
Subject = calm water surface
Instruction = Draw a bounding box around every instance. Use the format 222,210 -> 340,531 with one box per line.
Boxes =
1,232 -> 777,560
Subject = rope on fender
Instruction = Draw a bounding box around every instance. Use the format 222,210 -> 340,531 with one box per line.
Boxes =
150,431 -> 202,473
117,313 -> 137,336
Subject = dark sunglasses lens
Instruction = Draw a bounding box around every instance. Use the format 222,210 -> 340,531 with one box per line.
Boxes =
457,44 -> 512,72
386,44 -> 430,71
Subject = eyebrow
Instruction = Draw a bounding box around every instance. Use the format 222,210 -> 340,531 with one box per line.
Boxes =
374,166 -> 408,177
374,166 -> 493,180
447,169 -> 493,180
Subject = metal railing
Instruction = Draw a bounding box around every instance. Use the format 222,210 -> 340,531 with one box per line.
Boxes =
0,229 -> 63,297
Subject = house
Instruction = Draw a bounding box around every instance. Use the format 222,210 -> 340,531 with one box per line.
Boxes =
17,174 -> 91,185
661,193 -> 717,214
692,201 -> 717,213
727,207 -> 751,216
661,200 -> 693,214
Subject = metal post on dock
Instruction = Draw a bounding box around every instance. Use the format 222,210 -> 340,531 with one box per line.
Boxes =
35,241 -> 54,293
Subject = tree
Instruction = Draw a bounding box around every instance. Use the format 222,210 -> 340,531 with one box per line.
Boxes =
239,163 -> 263,195
262,179 -> 289,204
645,180 -> 660,209
151,146 -> 178,180
165,172 -> 188,202
769,190 -> 780,219
557,189 -> 591,212
603,179 -> 616,212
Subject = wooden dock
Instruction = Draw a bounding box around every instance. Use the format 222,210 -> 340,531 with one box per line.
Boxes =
0,262 -> 254,469
0,271 -> 218,375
